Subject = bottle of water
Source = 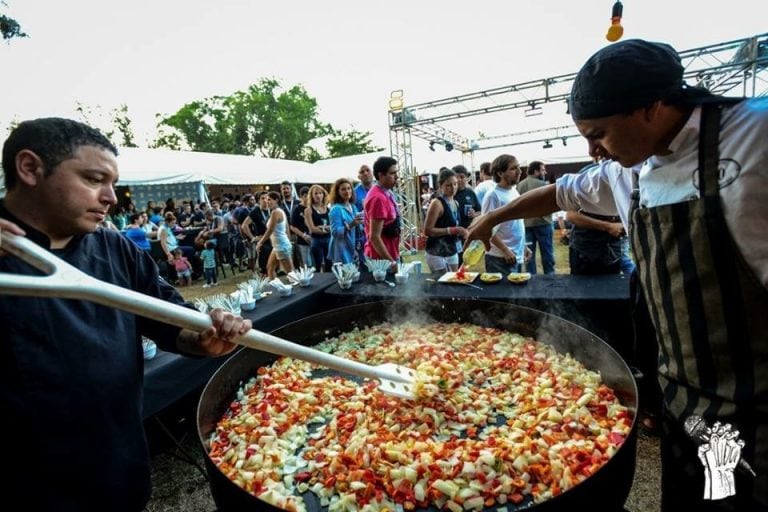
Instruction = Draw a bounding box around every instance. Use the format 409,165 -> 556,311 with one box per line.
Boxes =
462,240 -> 485,267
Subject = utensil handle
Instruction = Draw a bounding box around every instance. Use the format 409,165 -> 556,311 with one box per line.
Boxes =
0,233 -> 408,383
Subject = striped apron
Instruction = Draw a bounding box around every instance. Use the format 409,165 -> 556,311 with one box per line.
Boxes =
630,100 -> 768,510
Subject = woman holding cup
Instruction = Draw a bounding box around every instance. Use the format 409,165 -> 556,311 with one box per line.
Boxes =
328,178 -> 362,265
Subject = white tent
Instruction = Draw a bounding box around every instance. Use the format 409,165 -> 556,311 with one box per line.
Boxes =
116,147 -> 312,185
116,147 -> 390,186
0,148 -> 390,199
303,151 -> 387,183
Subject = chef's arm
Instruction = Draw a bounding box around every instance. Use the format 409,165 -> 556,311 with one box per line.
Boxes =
488,184 -> 558,225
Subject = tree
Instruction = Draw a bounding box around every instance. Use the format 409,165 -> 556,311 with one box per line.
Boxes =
325,128 -> 384,158
156,78 -> 331,161
1,2 -> 27,42
149,118 -> 184,151
74,102 -> 138,148
111,104 -> 137,148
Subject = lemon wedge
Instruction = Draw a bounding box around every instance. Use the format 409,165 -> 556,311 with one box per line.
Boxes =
480,272 -> 502,283
507,272 -> 532,284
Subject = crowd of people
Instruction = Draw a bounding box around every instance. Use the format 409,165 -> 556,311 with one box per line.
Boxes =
1,36 -> 765,512
95,147 -> 635,284
418,158 -> 634,277
92,157 -> 403,282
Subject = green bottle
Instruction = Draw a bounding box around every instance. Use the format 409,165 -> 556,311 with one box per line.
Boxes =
463,240 -> 485,267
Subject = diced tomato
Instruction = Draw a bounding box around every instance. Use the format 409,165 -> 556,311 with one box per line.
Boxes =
609,432 -> 625,445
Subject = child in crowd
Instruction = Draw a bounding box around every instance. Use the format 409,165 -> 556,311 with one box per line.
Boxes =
200,240 -> 218,288
171,248 -> 192,287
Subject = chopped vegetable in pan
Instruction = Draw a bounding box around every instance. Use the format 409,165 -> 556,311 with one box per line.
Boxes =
208,323 -> 632,512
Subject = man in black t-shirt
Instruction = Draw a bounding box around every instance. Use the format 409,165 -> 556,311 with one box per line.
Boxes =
240,191 -> 272,274
289,186 -> 312,268
452,165 -> 481,229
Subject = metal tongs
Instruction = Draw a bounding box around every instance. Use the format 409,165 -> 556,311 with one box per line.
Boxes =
0,233 -> 417,399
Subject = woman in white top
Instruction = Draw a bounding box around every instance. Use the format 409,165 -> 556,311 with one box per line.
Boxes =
256,191 -> 294,279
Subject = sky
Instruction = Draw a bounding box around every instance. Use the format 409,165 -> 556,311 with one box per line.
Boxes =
1,0 -> 766,172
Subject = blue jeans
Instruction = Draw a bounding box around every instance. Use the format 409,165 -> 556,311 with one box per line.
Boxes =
204,267 -> 217,285
310,236 -> 331,272
524,224 -> 555,275
484,254 -> 521,274
297,243 -> 313,268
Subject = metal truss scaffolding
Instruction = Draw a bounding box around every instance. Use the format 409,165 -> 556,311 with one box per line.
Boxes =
388,33 -> 768,243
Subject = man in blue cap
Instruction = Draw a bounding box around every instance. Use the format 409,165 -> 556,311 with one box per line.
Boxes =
467,39 -> 768,511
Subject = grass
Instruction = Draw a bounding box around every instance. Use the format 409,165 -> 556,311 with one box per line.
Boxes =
178,267 -> 256,303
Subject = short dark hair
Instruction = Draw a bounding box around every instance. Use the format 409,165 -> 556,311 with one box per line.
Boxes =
128,213 -> 142,224
452,164 -> 469,176
480,162 -> 491,175
2,117 -> 117,190
267,191 -> 281,202
299,186 -> 309,196
372,156 -> 397,179
527,160 -> 544,176
491,154 -> 517,183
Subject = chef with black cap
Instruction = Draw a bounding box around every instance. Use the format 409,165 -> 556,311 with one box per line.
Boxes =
466,39 -> 768,511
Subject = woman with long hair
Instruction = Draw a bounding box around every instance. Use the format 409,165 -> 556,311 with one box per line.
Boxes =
424,168 -> 466,273
304,184 -> 332,272
255,191 -> 294,279
328,178 -> 363,265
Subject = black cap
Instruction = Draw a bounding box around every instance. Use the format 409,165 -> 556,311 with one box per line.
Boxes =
569,39 -> 684,121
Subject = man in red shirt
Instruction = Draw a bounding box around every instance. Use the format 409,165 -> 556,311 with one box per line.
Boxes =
363,156 -> 400,266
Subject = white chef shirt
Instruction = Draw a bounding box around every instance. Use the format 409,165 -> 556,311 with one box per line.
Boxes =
556,97 -> 768,288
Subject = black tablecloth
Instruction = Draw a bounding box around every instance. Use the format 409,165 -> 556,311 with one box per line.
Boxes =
325,272 -> 629,300
324,273 -> 634,361
142,273 -> 337,418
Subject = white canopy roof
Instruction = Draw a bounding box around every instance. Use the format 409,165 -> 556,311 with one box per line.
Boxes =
304,151 -> 387,183
115,147 -> 389,186
116,147 -> 313,185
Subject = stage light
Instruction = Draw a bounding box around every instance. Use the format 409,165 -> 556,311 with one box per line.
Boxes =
445,142 -> 454,152
389,90 -> 404,110
543,140 -> 553,149
429,141 -> 436,152
561,137 -> 568,146
606,0 -> 624,42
